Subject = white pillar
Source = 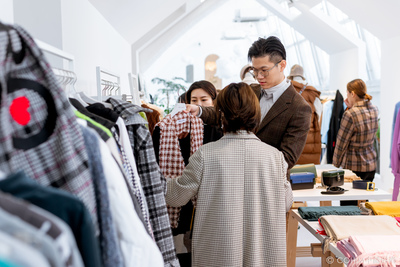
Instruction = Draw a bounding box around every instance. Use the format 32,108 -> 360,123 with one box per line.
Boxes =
380,36 -> 400,192
0,0 -> 14,23
329,46 -> 366,96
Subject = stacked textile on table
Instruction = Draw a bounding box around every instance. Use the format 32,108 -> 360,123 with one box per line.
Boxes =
298,206 -> 361,221
318,215 -> 400,254
337,235 -> 400,267
365,201 -> 400,217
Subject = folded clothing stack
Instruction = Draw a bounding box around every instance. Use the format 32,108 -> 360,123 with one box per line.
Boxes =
359,203 -> 373,215
337,235 -> 400,267
365,201 -> 400,217
319,215 -> 400,253
298,206 -> 361,221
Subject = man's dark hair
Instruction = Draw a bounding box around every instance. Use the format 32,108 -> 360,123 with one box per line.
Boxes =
178,92 -> 187,103
247,36 -> 286,63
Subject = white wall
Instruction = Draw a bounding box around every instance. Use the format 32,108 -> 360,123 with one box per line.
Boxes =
13,0 -> 63,49
329,48 -> 362,95
2,0 -> 133,98
60,0 -> 132,97
379,36 -> 400,192
0,0 -> 14,23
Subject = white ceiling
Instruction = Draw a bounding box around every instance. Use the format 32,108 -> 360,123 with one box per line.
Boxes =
88,0 -> 400,74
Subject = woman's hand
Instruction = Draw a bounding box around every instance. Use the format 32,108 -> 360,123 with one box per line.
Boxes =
344,98 -> 352,109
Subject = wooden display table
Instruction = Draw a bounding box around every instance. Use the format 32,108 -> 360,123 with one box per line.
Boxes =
287,183 -> 392,267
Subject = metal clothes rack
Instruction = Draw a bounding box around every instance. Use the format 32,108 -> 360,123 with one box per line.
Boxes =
96,66 -> 121,102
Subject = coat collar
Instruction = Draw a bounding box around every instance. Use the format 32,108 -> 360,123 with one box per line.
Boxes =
255,84 -> 296,133
353,100 -> 369,108
221,130 -> 260,141
107,97 -> 152,125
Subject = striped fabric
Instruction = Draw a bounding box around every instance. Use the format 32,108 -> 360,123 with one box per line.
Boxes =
333,100 -> 379,172
107,98 -> 180,267
0,23 -> 98,231
156,111 -> 203,228
112,127 -> 153,238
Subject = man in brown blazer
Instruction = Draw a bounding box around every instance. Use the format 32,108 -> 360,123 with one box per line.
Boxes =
185,36 -> 312,173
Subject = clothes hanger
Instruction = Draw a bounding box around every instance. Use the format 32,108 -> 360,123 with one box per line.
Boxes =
170,103 -> 187,117
64,69 -> 87,107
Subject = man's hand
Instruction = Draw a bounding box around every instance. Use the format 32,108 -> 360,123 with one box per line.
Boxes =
184,104 -> 200,116
178,104 -> 200,139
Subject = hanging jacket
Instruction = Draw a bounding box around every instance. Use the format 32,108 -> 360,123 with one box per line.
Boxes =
0,22 -> 98,232
155,111 -> 203,229
327,90 -> 344,163
106,97 -> 180,267
291,80 -> 322,164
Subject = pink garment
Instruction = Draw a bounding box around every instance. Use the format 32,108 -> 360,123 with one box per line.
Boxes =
156,111 -> 203,228
348,235 -> 400,267
337,239 -> 358,260
391,108 -> 400,201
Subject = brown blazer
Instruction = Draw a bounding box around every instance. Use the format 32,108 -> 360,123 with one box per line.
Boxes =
201,83 -> 312,170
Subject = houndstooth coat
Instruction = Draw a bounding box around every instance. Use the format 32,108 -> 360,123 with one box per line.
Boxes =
166,131 -> 292,267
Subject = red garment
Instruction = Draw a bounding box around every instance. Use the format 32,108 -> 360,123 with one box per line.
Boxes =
156,111 -> 203,228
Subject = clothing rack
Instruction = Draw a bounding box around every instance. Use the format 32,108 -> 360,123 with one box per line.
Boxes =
35,39 -> 76,95
128,73 -> 142,105
96,66 -> 121,102
35,39 -> 74,71
52,68 -> 77,89
320,90 -> 339,101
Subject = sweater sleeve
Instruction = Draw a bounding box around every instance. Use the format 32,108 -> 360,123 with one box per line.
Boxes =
166,148 -> 203,207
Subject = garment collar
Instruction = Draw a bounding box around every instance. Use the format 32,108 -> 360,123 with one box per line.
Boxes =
261,78 -> 290,101
353,100 -> 369,108
222,130 -> 260,140
107,97 -> 152,125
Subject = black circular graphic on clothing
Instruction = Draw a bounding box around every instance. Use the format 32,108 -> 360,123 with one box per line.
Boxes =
7,78 -> 58,150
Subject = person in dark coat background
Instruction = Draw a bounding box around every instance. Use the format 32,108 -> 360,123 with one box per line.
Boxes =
327,90 -> 345,164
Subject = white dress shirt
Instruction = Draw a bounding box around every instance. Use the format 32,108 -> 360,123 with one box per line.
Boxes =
260,78 -> 291,121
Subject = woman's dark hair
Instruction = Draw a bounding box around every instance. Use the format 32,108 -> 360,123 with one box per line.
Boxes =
215,82 -> 260,134
347,78 -> 372,101
178,92 -> 187,103
186,80 -> 217,104
247,36 -> 286,63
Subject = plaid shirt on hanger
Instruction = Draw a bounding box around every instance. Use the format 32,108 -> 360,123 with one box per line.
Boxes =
0,23 -> 98,232
111,127 -> 153,238
156,111 -> 203,228
107,97 -> 180,267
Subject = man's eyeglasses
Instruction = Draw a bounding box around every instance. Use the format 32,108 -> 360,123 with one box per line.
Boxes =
250,60 -> 282,78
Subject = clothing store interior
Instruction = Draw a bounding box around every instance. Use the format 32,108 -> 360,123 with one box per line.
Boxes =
1,0 -> 400,267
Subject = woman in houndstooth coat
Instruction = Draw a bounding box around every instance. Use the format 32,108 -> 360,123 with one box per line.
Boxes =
166,82 -> 293,267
